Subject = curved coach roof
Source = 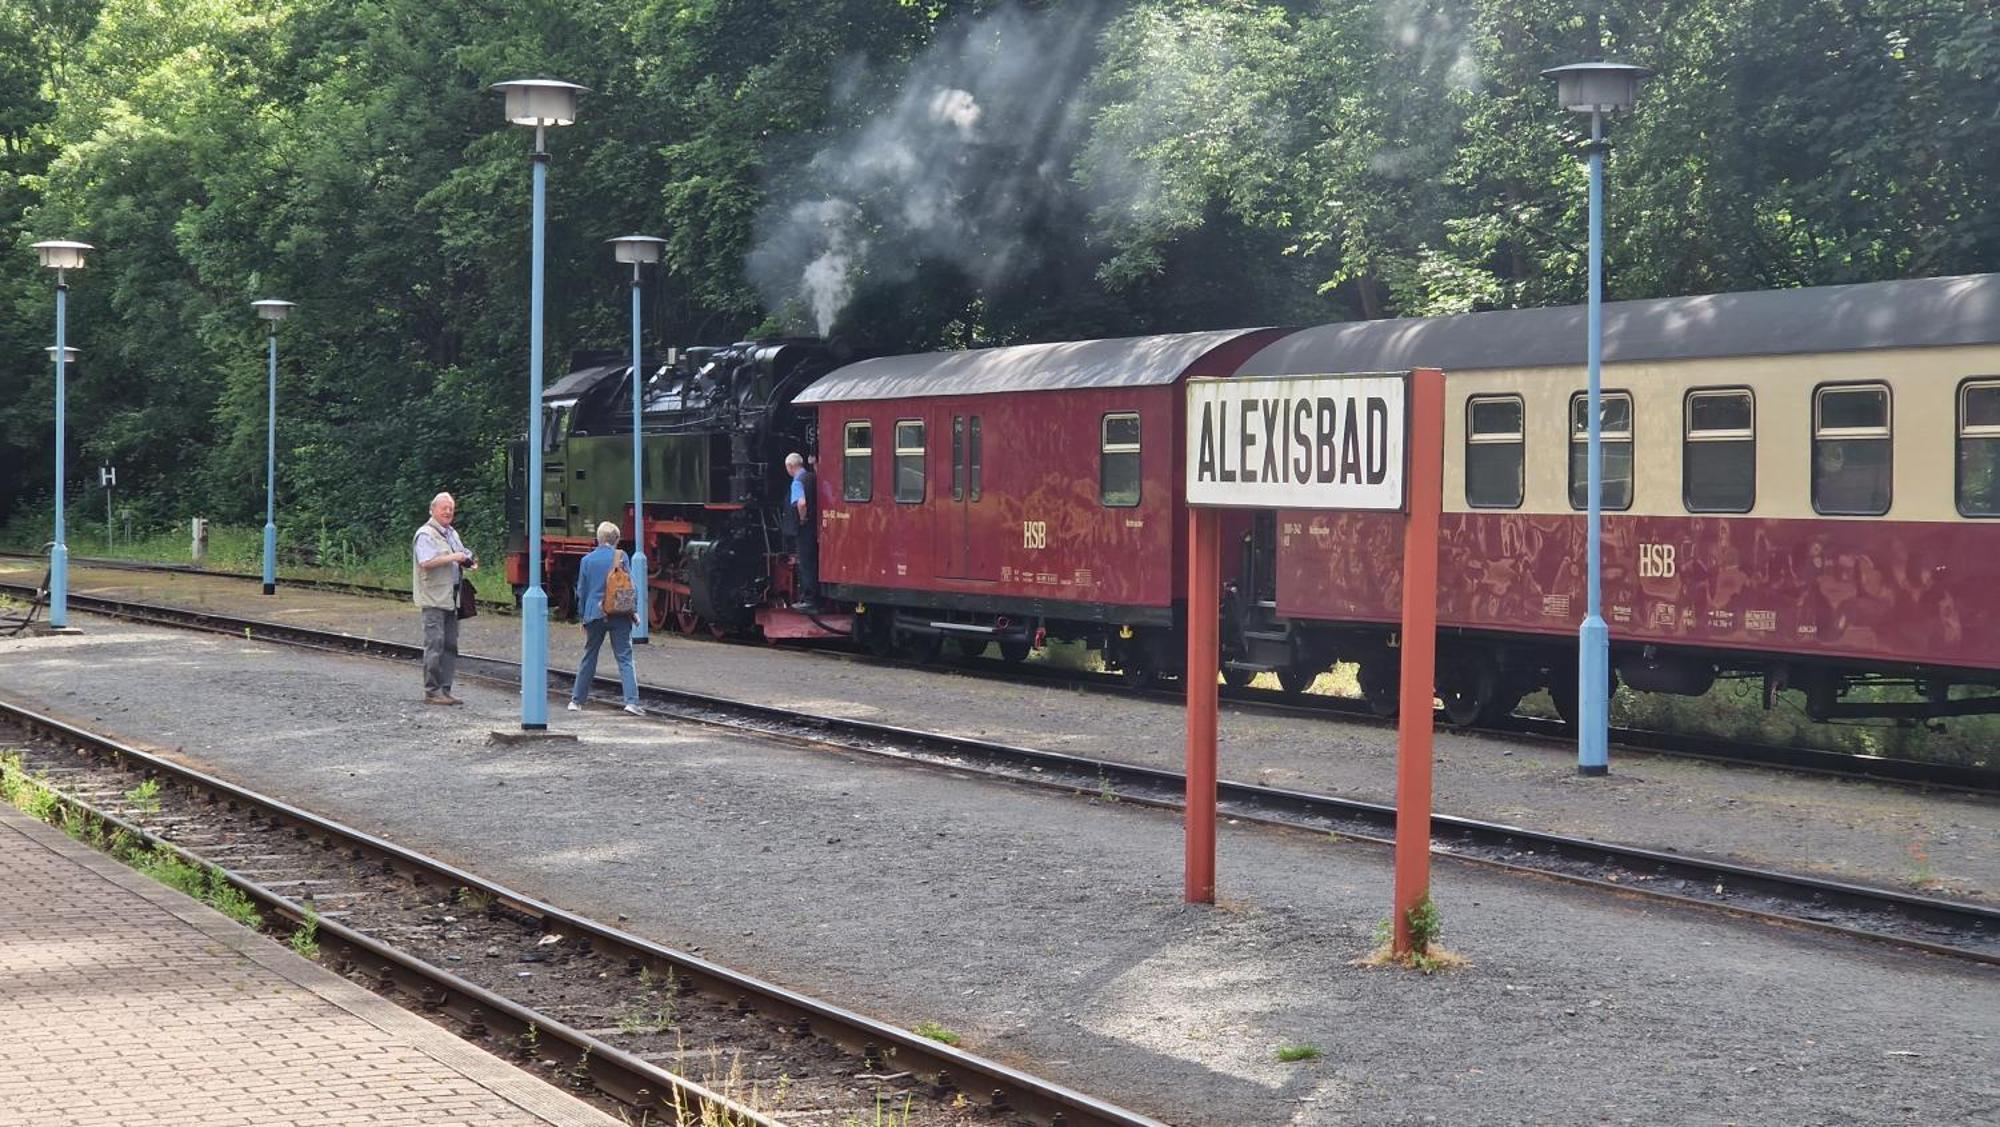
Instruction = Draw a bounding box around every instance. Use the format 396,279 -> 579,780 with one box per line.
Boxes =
1236,272 -> 2000,377
795,328 -> 1274,404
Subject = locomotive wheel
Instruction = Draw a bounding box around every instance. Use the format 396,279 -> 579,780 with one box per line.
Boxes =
1277,664 -> 1318,697
999,639 -> 1031,664
1221,665 -> 1256,689
952,637 -> 991,660
1357,657 -> 1400,717
674,608 -> 699,636
649,595 -> 670,632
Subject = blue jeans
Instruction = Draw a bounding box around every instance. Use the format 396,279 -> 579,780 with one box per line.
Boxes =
572,615 -> 638,706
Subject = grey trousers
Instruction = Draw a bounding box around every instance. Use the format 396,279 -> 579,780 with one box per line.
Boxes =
421,607 -> 459,694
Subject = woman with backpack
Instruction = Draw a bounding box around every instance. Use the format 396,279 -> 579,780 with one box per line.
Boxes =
567,521 -> 644,715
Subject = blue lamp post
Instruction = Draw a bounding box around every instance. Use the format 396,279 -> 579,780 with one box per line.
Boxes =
492,77 -> 587,730
33,239 -> 92,631
251,299 -> 297,596
607,235 -> 665,645
1543,61 -> 1648,777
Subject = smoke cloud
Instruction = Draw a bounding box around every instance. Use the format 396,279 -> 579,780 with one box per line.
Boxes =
746,4 -> 1107,336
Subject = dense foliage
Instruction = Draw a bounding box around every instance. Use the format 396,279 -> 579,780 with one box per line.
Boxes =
1,0 -> 1994,550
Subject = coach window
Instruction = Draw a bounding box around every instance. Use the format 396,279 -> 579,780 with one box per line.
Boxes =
842,421 -> 872,502
1100,412 -> 1141,507
1958,380 -> 2000,517
894,419 -> 926,503
1813,384 -> 1891,515
1568,392 -> 1634,511
951,416 -> 965,502
970,416 -> 983,501
1465,395 -> 1525,508
1683,389 -> 1755,513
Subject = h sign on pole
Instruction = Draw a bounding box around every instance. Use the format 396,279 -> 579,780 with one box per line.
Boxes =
1184,370 -> 1438,945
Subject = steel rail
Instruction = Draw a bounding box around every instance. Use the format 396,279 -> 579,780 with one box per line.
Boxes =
0,693 -> 1167,1127
4,553 -> 1990,794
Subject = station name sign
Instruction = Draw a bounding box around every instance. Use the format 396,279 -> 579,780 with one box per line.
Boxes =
1186,373 -> 1408,510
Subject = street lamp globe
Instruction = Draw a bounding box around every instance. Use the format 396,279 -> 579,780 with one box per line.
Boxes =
608,235 -> 667,266
490,79 -> 588,128
44,346 -> 79,365
252,298 -> 297,322
1541,61 -> 1650,116
33,240 -> 92,272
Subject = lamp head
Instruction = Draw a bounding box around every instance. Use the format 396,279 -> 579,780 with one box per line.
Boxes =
608,235 -> 667,265
490,79 -> 588,128
33,240 -> 93,271
252,298 -> 297,322
45,345 -> 79,364
1541,61 -> 1650,115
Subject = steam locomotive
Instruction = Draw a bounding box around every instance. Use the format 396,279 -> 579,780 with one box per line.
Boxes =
503,339 -> 840,636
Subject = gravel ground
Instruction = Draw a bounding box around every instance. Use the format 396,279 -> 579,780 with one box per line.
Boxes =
1,616 -> 1995,1126
16,561 -> 1995,908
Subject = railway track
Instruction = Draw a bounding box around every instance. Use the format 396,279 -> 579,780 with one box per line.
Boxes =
0,696 -> 1164,1127
3,551 -> 1990,794
8,584 -> 1997,967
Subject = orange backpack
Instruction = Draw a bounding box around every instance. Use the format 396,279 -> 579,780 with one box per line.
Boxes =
602,551 -> 637,617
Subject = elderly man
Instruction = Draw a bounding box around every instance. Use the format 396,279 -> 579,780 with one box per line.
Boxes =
412,492 -> 475,705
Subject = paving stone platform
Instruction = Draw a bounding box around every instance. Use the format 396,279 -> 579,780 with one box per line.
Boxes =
0,802 -> 617,1127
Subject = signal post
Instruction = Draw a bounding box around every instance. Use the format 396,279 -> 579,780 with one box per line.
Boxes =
1183,368 -> 1444,956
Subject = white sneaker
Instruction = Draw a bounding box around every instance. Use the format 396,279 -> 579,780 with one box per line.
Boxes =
622,704 -> 645,716
566,700 -> 583,712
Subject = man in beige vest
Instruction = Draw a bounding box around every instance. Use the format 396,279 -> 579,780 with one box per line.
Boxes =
412,492 -> 475,705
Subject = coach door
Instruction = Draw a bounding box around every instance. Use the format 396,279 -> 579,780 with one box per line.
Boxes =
934,408 -> 991,581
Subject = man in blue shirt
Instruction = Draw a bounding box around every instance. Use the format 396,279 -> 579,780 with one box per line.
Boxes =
785,452 -> 819,611
567,521 -> 642,715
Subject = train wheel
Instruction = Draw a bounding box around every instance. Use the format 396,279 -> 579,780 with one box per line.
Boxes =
952,638 -> 990,660
999,639 -> 1031,664
649,594 -> 670,633
1479,689 -> 1527,725
1119,643 -> 1160,692
1221,665 -> 1256,689
1277,664 -> 1319,697
1357,657 -> 1400,717
901,630 -> 945,663
675,608 -> 699,636
707,621 -> 728,640
1436,652 -> 1498,728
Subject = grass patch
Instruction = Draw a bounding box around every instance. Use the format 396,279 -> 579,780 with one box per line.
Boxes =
123,778 -> 162,814
912,1020 -> 960,1046
1356,895 -> 1469,975
1275,1043 -> 1323,1062
288,906 -> 321,960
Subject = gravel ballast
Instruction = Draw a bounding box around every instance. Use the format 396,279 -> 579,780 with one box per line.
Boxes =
1,616 -> 1995,1125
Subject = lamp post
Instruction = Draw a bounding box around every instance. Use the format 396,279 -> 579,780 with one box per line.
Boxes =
607,235 -> 665,644
251,299 -> 297,595
1542,61 -> 1648,777
33,240 -> 92,630
493,78 -> 587,730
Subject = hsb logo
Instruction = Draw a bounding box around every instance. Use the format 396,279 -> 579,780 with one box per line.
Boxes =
1022,520 -> 1048,549
1639,542 -> 1677,578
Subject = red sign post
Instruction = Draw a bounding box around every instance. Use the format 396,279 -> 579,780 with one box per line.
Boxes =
1183,369 -> 1444,953
1391,368 -> 1443,954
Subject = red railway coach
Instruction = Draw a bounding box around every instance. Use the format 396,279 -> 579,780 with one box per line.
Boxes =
794,329 -> 1290,681
1235,273 -> 2000,725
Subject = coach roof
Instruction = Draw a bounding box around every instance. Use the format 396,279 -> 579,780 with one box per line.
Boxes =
1238,272 -> 2000,377
796,328 -> 1272,404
